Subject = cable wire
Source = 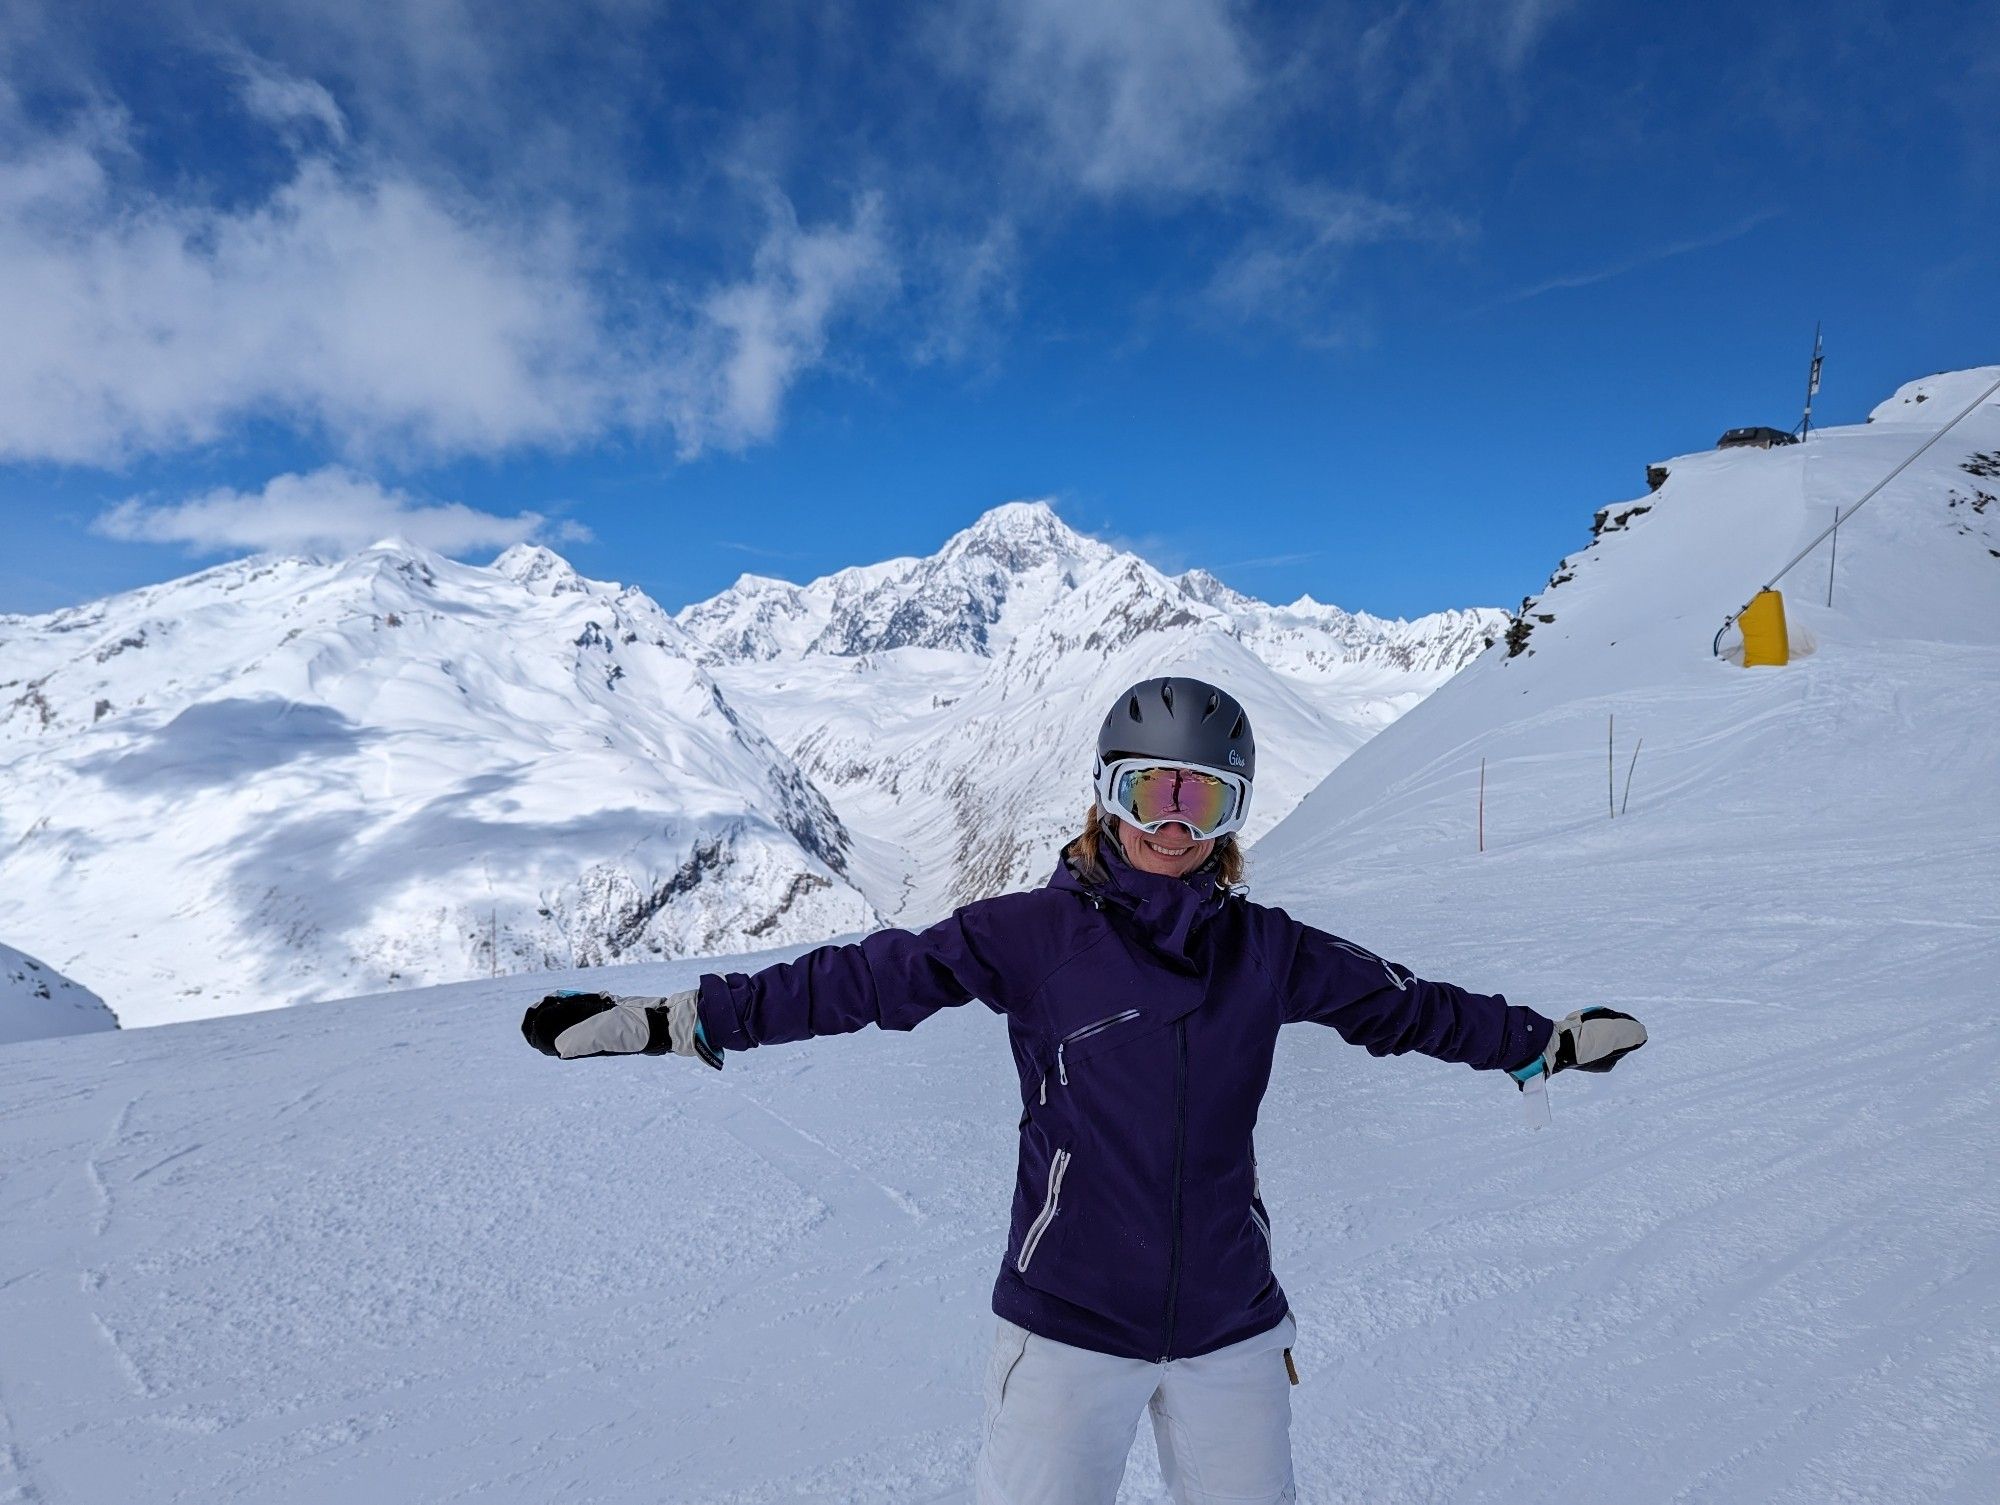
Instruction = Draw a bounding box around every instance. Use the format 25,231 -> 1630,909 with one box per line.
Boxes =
1712,371 -> 2000,656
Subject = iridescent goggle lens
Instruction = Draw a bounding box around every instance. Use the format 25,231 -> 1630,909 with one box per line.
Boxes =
1113,764 -> 1240,838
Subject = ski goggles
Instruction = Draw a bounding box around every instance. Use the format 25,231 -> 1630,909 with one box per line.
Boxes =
1094,758 -> 1251,841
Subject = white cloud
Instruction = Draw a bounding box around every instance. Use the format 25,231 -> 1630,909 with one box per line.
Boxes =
941,1 -> 1476,340
231,55 -> 349,144
1493,209 -> 1786,306
93,467 -> 589,556
0,104 -> 898,468
0,120 -> 611,464
958,0 -> 1257,198
912,218 -> 1020,367
1354,0 -> 1583,168
669,194 -> 897,455
1204,186 -> 1466,339
1490,0 -> 1578,71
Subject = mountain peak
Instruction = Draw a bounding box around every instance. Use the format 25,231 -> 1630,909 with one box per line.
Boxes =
968,498 -> 1065,533
492,542 -> 589,596
944,500 -> 1105,569
1176,568 -> 1253,612
725,571 -> 800,595
358,534 -> 445,561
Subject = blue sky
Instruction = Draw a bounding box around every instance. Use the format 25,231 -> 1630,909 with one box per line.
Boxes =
2,0 -> 1994,620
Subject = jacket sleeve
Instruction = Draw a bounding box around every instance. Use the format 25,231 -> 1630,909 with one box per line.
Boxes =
1275,918 -> 1552,1072
695,900 -> 1013,1052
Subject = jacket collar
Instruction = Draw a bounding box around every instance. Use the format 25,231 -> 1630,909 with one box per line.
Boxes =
1051,834 -> 1231,970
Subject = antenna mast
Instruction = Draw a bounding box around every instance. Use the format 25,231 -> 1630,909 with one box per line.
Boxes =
1797,322 -> 1824,441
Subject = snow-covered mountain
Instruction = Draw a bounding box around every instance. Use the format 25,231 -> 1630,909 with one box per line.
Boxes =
681,501 -> 1498,677
0,504 -> 1498,1026
0,542 -> 874,1026
3,369 -> 1993,1504
679,500 -> 1506,916
680,501 -> 1119,660
0,941 -> 117,1045
1262,364 -> 2000,865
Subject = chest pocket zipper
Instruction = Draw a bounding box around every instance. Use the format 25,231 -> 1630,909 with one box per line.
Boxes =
1055,1009 -> 1143,1085
1017,1148 -> 1072,1273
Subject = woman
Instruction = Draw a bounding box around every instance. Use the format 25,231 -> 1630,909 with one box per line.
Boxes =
521,676 -> 1646,1504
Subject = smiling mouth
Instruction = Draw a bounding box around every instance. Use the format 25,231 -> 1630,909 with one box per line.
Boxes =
1143,836 -> 1193,858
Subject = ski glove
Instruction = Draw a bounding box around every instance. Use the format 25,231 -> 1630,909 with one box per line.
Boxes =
519,989 -> 722,1068
1509,1006 -> 1646,1086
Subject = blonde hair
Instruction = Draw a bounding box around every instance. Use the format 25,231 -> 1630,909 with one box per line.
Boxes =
1068,802 -> 1245,889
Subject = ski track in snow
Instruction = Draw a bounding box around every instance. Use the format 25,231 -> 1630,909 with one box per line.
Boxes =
82,1094 -> 138,1239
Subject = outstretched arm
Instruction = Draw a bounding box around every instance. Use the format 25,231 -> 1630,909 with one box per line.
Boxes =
1276,920 -> 1555,1073
520,903 -> 1013,1064
697,906 -> 1009,1051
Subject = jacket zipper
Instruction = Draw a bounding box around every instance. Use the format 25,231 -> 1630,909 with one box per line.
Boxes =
1055,1008 -> 1142,1085
1162,1015 -> 1188,1360
1016,1148 -> 1071,1274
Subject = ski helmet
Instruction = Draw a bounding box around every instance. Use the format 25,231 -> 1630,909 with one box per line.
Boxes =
1095,676 -> 1255,783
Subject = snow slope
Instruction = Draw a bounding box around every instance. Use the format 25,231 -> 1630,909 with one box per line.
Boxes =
1,371 -> 1995,1504
0,542 -> 873,1027
0,941 -> 116,1045
1247,367 -> 2000,1498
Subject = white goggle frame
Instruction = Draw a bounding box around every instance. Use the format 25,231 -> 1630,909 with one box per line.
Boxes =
1092,757 -> 1252,842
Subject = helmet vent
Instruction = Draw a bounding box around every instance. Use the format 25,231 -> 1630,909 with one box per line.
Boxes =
1203,691 -> 1220,721
1127,694 -> 1142,721
1159,681 -> 1174,711
1229,713 -> 1246,740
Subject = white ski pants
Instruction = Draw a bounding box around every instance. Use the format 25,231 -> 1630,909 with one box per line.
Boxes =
973,1314 -> 1298,1505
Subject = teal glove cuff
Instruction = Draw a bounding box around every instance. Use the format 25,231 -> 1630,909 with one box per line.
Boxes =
1509,1055 -> 1549,1084
692,1016 -> 724,1071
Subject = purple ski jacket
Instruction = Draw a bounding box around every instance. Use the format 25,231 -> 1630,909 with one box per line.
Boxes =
696,840 -> 1554,1362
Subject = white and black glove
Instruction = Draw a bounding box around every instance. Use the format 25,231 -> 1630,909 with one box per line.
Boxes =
519,988 -> 722,1069
1509,1007 -> 1647,1087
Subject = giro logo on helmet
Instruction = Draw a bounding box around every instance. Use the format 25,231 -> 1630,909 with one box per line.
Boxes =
1228,749 -> 1245,768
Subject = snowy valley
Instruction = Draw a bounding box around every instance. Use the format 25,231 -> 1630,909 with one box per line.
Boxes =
1,368 -> 1994,1502
0,503 -> 1499,1025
